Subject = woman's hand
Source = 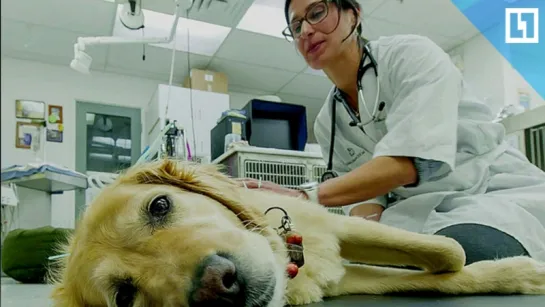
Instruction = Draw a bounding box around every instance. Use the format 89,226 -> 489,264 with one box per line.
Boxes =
349,203 -> 384,222
236,178 -> 304,198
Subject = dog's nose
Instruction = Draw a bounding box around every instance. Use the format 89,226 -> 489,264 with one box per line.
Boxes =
190,254 -> 243,306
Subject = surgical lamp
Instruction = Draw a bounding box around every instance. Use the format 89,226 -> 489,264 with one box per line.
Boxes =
71,0 -> 229,163
70,0 -> 205,74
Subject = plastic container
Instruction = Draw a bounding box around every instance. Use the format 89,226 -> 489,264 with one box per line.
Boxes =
224,133 -> 242,153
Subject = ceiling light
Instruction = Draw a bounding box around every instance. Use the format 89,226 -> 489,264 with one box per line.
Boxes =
112,4 -> 232,56
236,0 -> 287,39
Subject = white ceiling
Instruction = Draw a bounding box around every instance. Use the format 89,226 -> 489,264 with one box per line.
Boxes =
1,0 -> 480,102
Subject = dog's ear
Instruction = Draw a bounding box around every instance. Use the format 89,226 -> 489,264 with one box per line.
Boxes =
118,159 -> 270,231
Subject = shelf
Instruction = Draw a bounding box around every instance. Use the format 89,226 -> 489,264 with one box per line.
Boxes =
3,171 -> 88,193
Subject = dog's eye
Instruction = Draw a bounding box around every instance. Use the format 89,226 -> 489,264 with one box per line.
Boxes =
115,280 -> 137,307
148,195 -> 171,218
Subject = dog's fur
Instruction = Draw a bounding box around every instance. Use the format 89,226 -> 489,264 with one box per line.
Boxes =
49,160 -> 545,306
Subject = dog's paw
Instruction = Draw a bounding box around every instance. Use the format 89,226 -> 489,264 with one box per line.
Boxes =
285,280 -> 324,305
467,256 -> 545,294
285,290 -> 323,306
421,236 -> 466,273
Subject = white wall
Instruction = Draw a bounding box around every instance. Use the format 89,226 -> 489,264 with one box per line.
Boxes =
450,33 -> 545,115
1,57 -> 162,229
0,57 -> 267,229
1,56 -> 322,229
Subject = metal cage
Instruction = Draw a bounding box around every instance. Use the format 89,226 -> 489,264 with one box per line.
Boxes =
212,147 -> 344,215
525,123 -> 545,171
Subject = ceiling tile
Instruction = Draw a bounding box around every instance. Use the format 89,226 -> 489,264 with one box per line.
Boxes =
208,58 -> 297,92
279,73 -> 333,99
29,25 -> 109,66
369,0 -> 475,38
112,4 -> 232,57
236,0 -> 288,40
362,17 -> 455,50
214,29 -> 307,72
103,66 -> 172,82
229,85 -> 274,96
1,49 -> 105,72
105,44 -> 212,82
359,0 -> 392,15
304,66 -> 327,77
143,0 -> 254,28
1,18 -> 108,67
1,18 -> 32,50
1,0 -> 116,35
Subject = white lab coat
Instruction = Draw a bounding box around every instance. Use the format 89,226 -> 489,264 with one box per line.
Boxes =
314,34 -> 545,261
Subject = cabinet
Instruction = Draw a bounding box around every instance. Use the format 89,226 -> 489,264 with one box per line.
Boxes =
145,84 -> 230,160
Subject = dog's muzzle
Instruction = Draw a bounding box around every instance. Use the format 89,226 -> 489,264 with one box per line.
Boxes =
189,252 -> 276,307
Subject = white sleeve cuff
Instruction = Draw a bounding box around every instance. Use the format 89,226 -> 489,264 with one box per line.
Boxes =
342,195 -> 388,216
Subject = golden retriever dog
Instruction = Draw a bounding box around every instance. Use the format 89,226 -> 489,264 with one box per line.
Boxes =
49,159 -> 545,306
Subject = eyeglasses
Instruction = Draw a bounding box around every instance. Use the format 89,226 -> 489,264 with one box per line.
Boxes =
282,0 -> 338,42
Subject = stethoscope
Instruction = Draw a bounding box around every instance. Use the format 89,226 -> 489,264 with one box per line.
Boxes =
321,42 -> 386,182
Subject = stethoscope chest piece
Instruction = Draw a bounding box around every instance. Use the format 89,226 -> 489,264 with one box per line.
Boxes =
321,170 -> 338,182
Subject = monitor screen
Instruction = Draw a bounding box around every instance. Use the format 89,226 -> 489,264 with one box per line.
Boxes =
250,118 -> 292,150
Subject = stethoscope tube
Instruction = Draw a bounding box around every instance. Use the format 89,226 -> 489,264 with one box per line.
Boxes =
321,42 -> 383,182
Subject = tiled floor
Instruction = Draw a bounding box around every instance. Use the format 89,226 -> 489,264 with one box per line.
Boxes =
2,277 -> 544,306
1,277 -> 53,306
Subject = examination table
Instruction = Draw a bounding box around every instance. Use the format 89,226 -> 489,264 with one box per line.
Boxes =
305,295 -> 545,306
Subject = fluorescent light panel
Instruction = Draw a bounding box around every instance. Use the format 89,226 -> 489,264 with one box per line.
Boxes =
236,0 -> 287,39
112,4 -> 231,56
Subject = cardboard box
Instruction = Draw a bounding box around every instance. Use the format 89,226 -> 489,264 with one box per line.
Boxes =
183,69 -> 228,94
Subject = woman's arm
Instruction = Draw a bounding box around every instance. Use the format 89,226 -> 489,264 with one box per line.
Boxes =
314,156 -> 417,207
309,36 -> 461,208
349,203 -> 385,221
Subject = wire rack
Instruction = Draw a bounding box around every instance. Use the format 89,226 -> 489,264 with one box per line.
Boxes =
526,123 -> 545,171
213,147 -> 344,215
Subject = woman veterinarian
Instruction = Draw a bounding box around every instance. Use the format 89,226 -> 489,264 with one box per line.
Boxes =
241,0 -> 545,265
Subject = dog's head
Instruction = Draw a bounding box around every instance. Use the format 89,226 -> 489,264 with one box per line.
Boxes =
49,160 -> 288,307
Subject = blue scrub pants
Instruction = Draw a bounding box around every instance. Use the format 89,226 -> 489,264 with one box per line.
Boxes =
435,223 -> 530,265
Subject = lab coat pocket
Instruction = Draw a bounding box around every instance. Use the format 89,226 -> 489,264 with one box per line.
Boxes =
374,120 -> 388,141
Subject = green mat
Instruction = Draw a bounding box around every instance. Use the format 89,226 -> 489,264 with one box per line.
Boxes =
1,226 -> 73,283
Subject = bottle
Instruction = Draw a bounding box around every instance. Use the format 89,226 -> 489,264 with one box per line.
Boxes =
224,133 -> 242,153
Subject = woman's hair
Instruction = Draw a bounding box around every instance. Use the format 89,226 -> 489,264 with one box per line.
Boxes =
283,0 -> 364,38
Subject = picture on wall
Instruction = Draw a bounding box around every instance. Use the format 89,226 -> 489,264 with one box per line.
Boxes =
48,105 -> 63,124
15,122 -> 42,149
46,128 -> 63,143
15,100 -> 46,120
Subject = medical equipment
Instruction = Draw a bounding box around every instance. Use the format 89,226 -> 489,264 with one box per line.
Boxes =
321,41 -> 386,182
71,0 -> 185,74
119,0 -> 145,30
137,120 -> 187,165
212,146 -> 345,216
70,0 -> 234,74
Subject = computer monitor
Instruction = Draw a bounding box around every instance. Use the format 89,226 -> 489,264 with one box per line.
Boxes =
242,99 -> 308,151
